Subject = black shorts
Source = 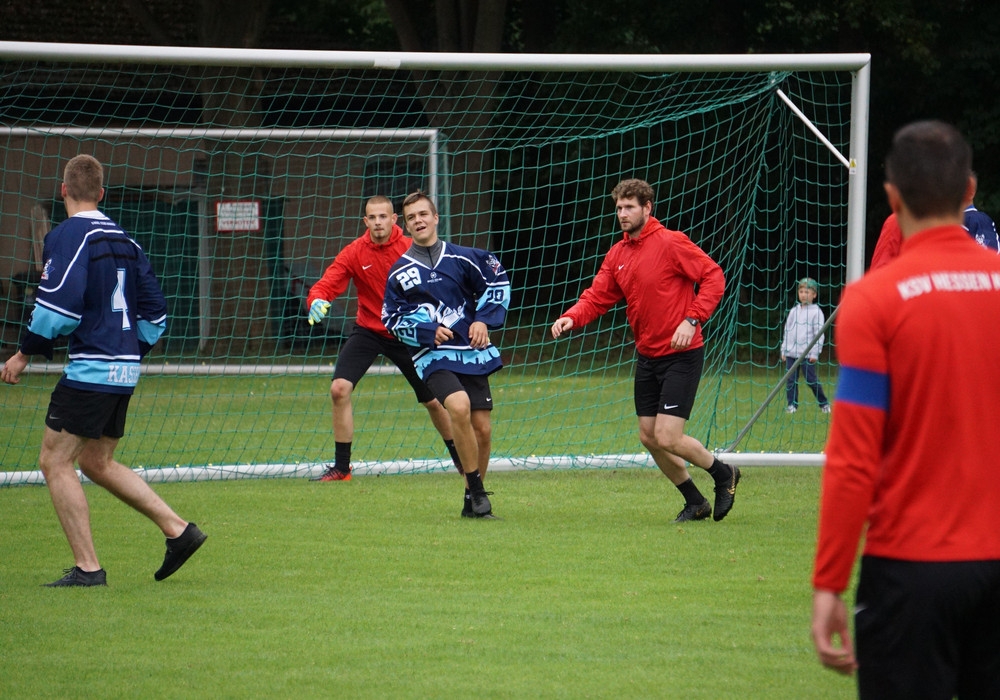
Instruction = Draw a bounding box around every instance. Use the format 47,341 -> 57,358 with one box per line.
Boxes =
855,555 -> 1000,700
633,346 -> 705,419
333,325 -> 435,403
45,383 -> 131,440
424,371 -> 493,411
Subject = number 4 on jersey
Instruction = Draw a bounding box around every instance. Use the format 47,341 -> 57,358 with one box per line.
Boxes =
112,268 -> 131,330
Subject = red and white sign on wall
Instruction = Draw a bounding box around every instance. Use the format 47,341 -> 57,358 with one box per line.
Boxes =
216,201 -> 261,232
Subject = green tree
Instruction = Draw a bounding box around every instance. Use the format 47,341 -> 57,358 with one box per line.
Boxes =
741,0 -> 1000,240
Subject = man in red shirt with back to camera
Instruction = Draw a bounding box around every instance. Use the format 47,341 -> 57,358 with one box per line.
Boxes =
812,120 -> 1000,698
306,195 -> 460,484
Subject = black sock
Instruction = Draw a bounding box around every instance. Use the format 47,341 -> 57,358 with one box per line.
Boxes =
445,439 -> 464,474
334,442 -> 352,473
707,458 -> 730,482
676,478 -> 706,505
465,469 -> 484,492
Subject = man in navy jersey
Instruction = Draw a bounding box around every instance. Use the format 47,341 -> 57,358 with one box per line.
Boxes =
1,155 -> 206,587
383,191 -> 510,518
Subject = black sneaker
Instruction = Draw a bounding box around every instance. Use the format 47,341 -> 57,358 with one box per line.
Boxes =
673,501 -> 712,523
469,487 -> 493,516
155,523 -> 207,581
713,464 -> 741,521
44,566 -> 107,587
469,512 -> 502,520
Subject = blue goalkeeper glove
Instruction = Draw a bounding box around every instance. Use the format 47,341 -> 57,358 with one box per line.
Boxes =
308,299 -> 331,325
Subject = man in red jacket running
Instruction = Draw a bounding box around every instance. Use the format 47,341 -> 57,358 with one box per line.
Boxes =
811,121 -> 1000,698
550,178 -> 740,523
306,196 -> 459,484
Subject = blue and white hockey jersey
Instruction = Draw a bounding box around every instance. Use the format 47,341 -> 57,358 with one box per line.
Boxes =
21,211 -> 167,394
382,242 -> 510,379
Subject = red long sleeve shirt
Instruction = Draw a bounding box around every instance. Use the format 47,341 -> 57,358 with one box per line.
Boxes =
307,225 -> 409,339
561,217 -> 725,358
814,225 -> 1000,593
868,213 -> 903,272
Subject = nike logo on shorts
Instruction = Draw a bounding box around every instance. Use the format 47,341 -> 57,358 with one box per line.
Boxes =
663,404 -> 678,411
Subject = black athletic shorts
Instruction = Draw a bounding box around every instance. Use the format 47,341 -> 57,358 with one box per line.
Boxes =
424,370 -> 494,411
855,555 -> 1000,700
45,383 -> 131,439
633,346 -> 705,420
333,325 -> 435,403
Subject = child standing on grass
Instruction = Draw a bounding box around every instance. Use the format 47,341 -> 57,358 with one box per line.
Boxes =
780,277 -> 830,414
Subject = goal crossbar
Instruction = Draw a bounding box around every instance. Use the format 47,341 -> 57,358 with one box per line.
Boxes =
0,41 -> 870,72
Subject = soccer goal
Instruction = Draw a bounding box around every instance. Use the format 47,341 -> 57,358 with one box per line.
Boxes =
0,43 -> 870,485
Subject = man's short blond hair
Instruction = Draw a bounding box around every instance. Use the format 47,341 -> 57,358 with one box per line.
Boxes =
366,195 -> 394,212
63,154 -> 104,203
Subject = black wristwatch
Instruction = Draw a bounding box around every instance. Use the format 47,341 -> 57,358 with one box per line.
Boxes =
685,317 -> 699,326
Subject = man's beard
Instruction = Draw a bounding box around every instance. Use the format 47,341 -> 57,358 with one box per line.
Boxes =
621,215 -> 647,236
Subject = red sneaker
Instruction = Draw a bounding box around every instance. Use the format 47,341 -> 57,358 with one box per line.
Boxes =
310,466 -> 351,482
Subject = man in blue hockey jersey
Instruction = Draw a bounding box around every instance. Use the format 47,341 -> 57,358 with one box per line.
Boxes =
383,191 -> 510,518
1,155 -> 206,586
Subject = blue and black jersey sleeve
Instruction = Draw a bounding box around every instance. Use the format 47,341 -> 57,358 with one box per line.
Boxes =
470,249 -> 510,329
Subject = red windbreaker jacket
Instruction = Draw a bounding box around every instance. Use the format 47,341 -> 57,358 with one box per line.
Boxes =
561,217 -> 725,357
307,225 -> 409,339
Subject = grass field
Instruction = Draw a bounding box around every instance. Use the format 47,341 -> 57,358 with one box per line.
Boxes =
0,365 -> 836,474
0,467 -> 855,699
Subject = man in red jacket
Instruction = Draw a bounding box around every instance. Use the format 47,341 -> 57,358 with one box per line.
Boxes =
812,121 -> 1000,698
306,196 -> 458,483
550,178 -> 739,523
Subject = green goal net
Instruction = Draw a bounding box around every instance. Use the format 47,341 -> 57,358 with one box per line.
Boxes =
0,45 -> 870,484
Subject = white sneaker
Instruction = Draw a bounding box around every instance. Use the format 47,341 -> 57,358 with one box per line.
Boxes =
820,404 -> 831,414
785,405 -> 797,413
